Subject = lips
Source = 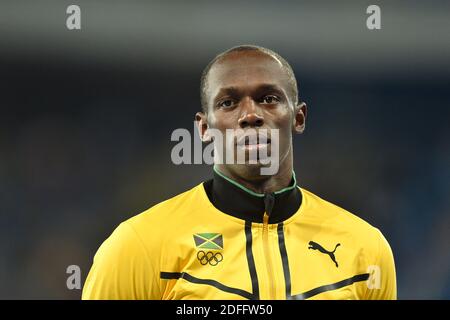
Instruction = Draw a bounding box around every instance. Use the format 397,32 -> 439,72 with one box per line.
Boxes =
236,134 -> 271,147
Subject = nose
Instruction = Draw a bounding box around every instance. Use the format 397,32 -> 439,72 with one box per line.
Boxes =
238,97 -> 264,128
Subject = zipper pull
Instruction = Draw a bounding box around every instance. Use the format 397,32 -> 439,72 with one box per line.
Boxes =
264,192 -> 275,217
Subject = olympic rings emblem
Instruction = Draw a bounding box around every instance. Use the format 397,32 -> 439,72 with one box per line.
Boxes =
197,250 -> 223,266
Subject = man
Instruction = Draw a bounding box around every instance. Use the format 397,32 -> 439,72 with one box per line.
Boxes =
82,45 -> 396,300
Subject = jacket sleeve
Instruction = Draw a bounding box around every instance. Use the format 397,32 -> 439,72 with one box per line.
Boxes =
365,228 -> 397,300
82,222 -> 162,300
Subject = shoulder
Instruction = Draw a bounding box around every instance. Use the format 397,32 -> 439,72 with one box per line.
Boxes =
107,182 -> 206,251
93,182 -> 206,263
299,187 -> 389,253
125,182 -> 205,229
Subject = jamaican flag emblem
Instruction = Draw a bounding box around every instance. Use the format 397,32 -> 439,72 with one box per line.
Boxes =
193,233 -> 223,250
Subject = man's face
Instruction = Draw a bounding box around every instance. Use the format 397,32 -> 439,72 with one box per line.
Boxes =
199,51 -> 305,178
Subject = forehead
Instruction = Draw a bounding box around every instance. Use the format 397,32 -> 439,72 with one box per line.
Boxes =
206,51 -> 291,97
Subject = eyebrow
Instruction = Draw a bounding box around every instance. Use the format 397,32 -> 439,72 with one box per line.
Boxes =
216,86 -> 240,98
214,83 -> 285,100
257,84 -> 285,95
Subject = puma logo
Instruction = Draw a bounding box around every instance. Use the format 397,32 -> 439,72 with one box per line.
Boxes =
308,241 -> 341,268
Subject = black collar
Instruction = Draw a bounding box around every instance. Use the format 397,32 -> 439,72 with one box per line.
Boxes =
203,167 -> 302,223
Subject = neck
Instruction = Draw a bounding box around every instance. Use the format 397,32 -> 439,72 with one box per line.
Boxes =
214,152 -> 294,194
203,159 -> 302,223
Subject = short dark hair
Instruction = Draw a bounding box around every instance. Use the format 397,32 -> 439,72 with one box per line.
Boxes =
200,45 -> 299,113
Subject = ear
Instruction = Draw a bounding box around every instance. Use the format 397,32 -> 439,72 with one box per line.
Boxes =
195,112 -> 211,142
293,102 -> 307,134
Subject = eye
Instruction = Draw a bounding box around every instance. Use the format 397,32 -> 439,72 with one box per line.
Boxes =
218,99 -> 235,108
260,95 -> 280,104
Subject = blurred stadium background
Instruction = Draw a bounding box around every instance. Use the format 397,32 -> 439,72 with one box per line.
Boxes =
0,0 -> 449,299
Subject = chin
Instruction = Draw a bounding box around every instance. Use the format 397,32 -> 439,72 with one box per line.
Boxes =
229,163 -> 275,179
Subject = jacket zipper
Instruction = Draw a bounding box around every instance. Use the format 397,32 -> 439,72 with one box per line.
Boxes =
263,193 -> 275,299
